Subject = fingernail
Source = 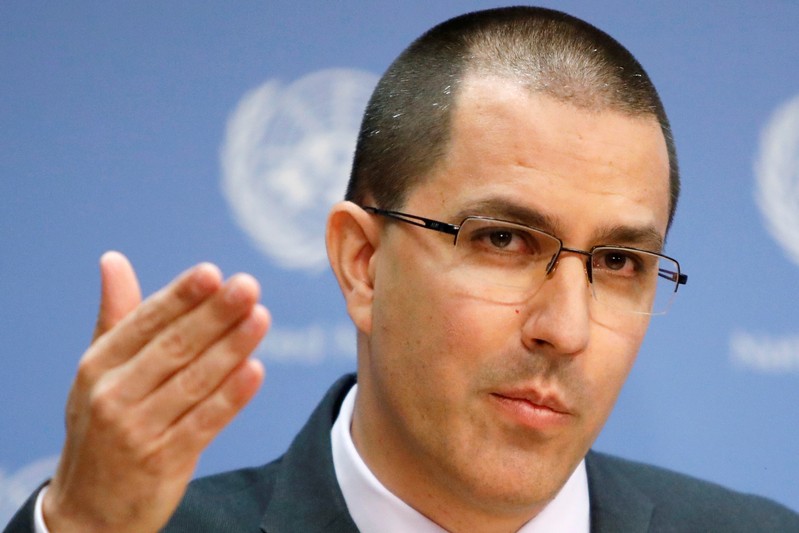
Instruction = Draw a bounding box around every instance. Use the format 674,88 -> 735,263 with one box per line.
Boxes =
224,274 -> 256,304
240,305 -> 268,335
190,263 -> 222,297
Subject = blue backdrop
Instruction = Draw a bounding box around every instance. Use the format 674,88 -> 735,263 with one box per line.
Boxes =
2,1 -> 798,523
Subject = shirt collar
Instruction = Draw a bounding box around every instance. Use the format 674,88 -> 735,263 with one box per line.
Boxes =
331,384 -> 590,533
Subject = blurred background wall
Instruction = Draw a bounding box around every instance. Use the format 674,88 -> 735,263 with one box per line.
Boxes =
2,1 -> 798,523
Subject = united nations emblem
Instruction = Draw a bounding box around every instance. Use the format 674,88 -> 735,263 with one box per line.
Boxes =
755,94 -> 799,267
220,69 -> 378,272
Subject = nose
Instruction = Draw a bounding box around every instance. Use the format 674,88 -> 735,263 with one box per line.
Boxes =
521,253 -> 591,355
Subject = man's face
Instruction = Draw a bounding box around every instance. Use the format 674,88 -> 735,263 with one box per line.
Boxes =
352,76 -> 671,525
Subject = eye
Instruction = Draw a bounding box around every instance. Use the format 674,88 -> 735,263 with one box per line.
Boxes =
477,227 -> 539,255
488,230 -> 515,249
593,249 -> 643,276
457,218 -> 557,261
603,251 -> 631,271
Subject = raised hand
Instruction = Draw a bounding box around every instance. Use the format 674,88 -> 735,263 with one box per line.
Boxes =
41,252 -> 269,533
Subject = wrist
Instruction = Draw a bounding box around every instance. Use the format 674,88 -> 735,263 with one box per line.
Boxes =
41,486 -> 108,533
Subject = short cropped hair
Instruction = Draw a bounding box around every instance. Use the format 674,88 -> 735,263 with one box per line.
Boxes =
346,6 -> 680,229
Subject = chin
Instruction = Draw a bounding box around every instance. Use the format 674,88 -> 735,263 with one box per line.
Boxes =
442,447 -> 575,515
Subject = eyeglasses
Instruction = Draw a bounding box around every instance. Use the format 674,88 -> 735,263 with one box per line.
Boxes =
363,206 -> 687,315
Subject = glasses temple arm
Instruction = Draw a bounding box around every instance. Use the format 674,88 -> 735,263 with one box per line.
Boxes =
361,206 -> 460,236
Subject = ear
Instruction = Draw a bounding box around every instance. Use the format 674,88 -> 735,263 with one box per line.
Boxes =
326,201 -> 380,335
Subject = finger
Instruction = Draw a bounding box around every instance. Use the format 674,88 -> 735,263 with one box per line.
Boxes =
139,304 -> 270,430
107,273 -> 261,402
93,251 -> 142,341
83,262 -> 223,379
161,357 -> 265,469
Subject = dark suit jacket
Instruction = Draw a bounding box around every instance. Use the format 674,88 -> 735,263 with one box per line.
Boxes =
6,373 -> 799,532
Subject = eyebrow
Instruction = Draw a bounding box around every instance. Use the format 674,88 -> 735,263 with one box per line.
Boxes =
452,198 -> 563,235
591,224 -> 664,253
452,197 -> 665,252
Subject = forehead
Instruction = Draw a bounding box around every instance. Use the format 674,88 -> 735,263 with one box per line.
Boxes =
412,76 -> 671,242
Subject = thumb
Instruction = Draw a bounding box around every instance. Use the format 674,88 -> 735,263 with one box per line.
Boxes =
92,251 -> 142,341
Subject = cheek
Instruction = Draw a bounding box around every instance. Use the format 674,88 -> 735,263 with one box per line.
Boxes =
372,253 -> 512,395
585,318 -> 648,421
369,250 -> 447,378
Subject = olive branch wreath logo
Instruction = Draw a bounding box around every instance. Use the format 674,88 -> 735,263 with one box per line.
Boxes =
731,94 -> 799,374
756,94 -> 799,268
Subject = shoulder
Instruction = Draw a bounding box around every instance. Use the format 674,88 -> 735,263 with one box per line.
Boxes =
161,458 -> 283,532
587,451 -> 799,531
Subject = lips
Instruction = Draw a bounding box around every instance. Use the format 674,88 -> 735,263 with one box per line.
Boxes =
493,387 -> 571,414
489,386 -> 572,430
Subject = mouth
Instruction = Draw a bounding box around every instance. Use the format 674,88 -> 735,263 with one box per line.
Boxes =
489,388 -> 572,430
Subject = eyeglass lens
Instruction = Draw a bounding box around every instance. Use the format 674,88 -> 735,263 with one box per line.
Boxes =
451,218 -> 680,314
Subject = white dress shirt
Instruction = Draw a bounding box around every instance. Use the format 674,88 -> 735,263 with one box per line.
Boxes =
332,384 -> 590,533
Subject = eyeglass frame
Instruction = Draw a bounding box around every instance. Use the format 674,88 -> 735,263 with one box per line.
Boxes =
361,205 -> 688,311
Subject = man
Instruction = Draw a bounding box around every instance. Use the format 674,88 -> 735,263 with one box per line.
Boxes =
6,6 -> 799,533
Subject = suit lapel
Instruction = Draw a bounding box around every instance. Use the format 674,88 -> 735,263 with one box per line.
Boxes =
261,374 -> 360,533
586,451 -> 654,533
